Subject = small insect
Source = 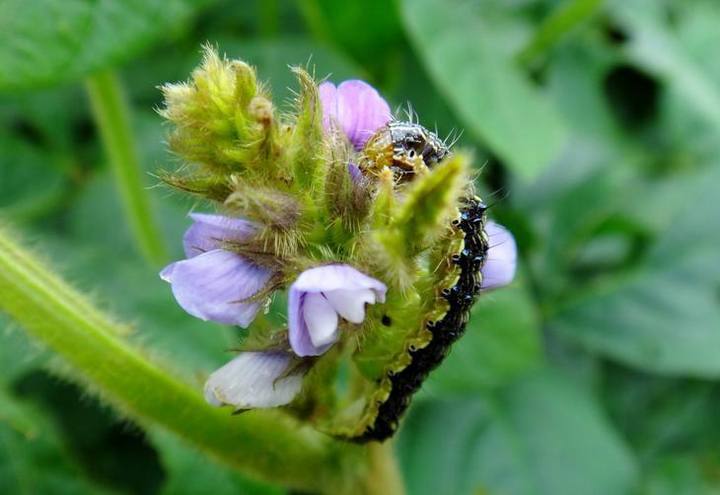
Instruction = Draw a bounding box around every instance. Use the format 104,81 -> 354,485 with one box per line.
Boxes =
360,121 -> 450,181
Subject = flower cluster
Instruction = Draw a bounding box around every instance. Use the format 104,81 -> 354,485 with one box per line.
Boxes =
158,49 -> 516,432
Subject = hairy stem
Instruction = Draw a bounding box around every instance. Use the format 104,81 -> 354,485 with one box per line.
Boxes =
86,70 -> 168,266
0,225 -> 363,493
516,0 -> 604,66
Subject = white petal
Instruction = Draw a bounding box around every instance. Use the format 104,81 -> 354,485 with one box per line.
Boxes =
303,293 -> 339,348
204,352 -> 303,409
324,288 -> 376,324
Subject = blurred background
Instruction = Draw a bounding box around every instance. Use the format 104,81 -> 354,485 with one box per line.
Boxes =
1,0 -> 720,493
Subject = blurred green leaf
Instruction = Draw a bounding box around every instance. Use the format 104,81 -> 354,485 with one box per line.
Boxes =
546,36 -> 622,144
399,369 -> 638,495
301,0 -> 404,72
400,0 -> 567,179
425,281 -> 542,393
0,86 -> 89,152
150,429 -> 283,495
603,367 -> 720,458
549,164 -> 720,377
640,455 -> 720,495
0,388 -> 107,494
0,322 -> 47,385
0,134 -> 66,221
0,0 -> 211,91
614,0 -> 720,131
221,37 -> 364,102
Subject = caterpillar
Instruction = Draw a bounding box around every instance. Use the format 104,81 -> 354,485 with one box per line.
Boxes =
354,122 -> 489,442
360,121 -> 450,181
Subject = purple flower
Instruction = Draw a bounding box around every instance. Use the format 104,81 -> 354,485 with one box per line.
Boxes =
481,221 -> 517,290
204,351 -> 303,408
160,213 -> 273,327
288,264 -> 387,357
319,80 -> 392,150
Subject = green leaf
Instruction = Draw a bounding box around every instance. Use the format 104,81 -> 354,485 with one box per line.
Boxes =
300,0 -> 404,70
603,367 -> 720,459
545,36 -> 623,144
150,429 -> 282,495
400,0 -> 567,179
0,0 -> 210,91
549,164 -> 720,377
639,455 -> 720,495
424,280 -> 542,392
614,0 -> 720,131
0,134 -> 66,221
399,369 -> 638,495
0,387 -> 108,494
0,320 -> 47,385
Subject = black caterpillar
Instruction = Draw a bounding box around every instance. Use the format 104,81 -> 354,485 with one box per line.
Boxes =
355,122 -> 489,441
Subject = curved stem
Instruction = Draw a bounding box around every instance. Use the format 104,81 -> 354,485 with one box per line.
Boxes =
516,0 -> 604,66
85,70 -> 168,266
0,225 -> 362,493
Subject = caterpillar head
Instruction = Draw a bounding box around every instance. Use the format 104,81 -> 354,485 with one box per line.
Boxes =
360,121 -> 450,182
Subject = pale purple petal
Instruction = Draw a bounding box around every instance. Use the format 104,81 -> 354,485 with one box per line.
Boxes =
204,352 -> 303,408
183,213 -> 256,258
288,264 -> 387,357
481,222 -> 517,290
347,162 -> 362,183
324,288 -> 376,324
291,264 -> 387,298
318,81 -> 338,134
288,292 -> 334,357
319,80 -> 392,150
303,292 -> 339,348
161,249 -> 272,327
159,263 -> 175,281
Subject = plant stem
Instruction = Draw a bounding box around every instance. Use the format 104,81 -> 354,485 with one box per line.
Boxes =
0,225 -> 362,493
516,0 -> 604,66
362,442 -> 406,495
85,70 -> 168,266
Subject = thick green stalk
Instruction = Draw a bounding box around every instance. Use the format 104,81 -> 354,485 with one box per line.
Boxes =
516,0 -> 604,66
86,70 -> 168,266
0,225 -> 363,493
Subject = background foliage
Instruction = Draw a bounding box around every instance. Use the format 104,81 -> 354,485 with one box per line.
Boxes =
1,0 -> 719,493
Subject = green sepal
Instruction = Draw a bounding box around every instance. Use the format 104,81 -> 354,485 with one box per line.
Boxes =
287,67 -> 326,195
157,170 -> 232,202
371,153 -> 468,289
385,153 -> 468,255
